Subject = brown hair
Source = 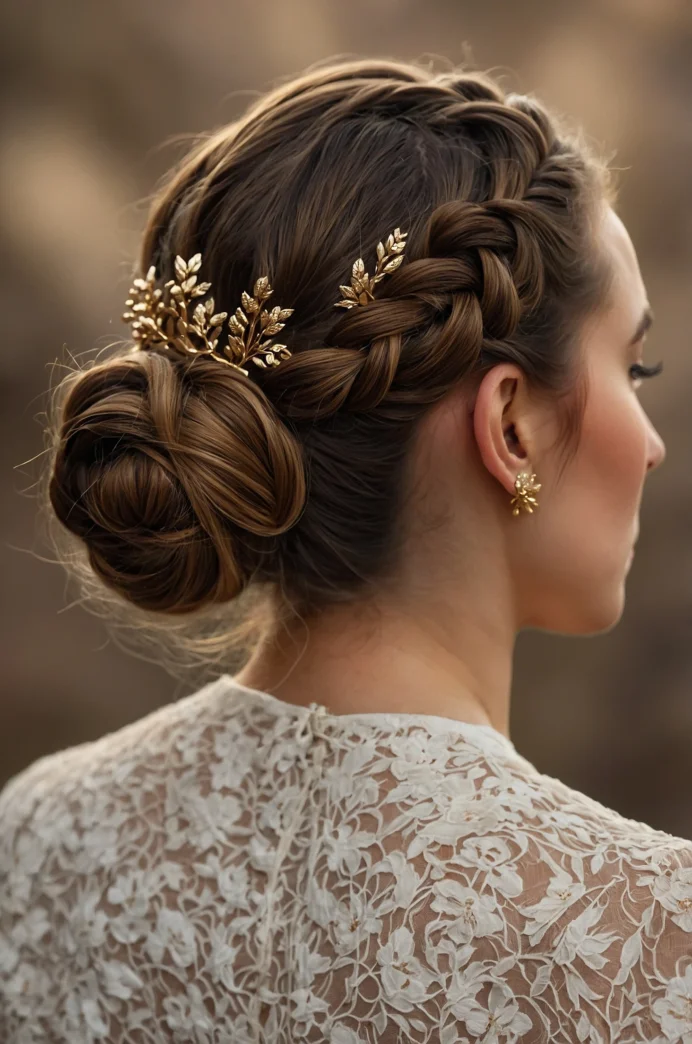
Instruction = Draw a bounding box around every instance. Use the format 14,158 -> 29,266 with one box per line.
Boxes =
46,57 -> 615,671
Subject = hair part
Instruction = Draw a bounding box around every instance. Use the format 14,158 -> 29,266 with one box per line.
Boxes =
44,56 -> 617,676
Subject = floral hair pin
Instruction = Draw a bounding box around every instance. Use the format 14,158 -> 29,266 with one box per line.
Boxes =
122,227 -> 408,373
122,254 -> 294,374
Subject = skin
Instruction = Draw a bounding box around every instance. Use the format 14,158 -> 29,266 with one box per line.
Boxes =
235,205 -> 666,739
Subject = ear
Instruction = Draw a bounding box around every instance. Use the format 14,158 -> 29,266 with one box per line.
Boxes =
472,365 -> 533,497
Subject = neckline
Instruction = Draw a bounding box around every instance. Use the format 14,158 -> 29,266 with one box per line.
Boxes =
220,673 -> 517,755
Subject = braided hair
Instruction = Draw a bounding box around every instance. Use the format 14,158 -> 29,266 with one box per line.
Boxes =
47,58 -> 615,663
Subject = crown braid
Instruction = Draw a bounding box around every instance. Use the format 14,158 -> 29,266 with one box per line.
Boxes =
261,96 -> 582,424
46,58 -> 614,653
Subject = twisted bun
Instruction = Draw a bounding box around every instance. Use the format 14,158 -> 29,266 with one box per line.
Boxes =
49,351 -> 306,614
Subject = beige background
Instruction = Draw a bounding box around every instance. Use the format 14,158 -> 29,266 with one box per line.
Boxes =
2,0 -> 691,837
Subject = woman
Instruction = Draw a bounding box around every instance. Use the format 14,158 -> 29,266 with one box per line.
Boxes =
1,57 -> 690,1043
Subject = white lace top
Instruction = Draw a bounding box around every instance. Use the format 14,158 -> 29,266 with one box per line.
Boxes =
1,674 -> 691,1043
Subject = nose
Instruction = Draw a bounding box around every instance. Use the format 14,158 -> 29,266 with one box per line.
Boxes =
646,422 -> 666,473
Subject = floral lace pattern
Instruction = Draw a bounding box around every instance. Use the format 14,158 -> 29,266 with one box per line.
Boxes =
1,674 -> 691,1043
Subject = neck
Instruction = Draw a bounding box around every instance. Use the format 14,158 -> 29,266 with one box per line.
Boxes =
234,587 -> 517,739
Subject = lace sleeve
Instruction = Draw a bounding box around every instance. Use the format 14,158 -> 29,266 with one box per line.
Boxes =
418,829 -> 692,1043
293,733 -> 692,1044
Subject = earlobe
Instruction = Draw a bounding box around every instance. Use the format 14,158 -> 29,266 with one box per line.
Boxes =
473,367 -> 530,498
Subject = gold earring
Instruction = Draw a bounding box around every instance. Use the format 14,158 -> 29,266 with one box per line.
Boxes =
510,471 -> 541,516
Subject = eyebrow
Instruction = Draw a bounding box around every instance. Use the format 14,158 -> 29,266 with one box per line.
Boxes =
630,306 -> 654,345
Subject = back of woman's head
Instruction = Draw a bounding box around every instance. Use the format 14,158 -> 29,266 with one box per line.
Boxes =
47,57 -> 614,659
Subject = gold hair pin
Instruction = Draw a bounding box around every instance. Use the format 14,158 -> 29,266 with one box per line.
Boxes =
122,254 -> 294,374
122,227 -> 407,372
335,227 -> 407,309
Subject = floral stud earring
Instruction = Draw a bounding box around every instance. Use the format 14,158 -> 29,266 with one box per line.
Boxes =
510,471 -> 541,516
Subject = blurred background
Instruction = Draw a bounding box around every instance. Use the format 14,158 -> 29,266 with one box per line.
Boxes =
1,0 -> 691,836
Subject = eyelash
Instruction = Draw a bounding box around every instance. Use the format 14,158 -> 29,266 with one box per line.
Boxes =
630,361 -> 664,382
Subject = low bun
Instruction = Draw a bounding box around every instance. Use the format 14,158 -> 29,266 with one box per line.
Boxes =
48,350 -> 307,615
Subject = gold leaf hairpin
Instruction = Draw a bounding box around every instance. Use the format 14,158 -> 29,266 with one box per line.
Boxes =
122,253 -> 294,374
335,227 -> 408,310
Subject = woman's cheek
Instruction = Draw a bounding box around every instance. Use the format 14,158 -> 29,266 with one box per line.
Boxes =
578,384 -> 646,522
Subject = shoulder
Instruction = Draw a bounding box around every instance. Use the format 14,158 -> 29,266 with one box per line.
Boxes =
0,674 -> 263,1035
383,724 -> 692,939
0,674 -> 311,1041
360,725 -> 692,1041
0,674 -> 245,883
337,714 -> 688,852
269,714 -> 692,1041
